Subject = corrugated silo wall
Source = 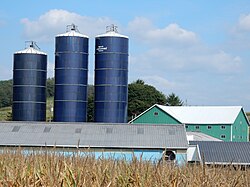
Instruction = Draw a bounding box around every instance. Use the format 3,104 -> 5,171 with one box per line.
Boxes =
54,36 -> 89,122
12,53 -> 47,121
94,36 -> 129,123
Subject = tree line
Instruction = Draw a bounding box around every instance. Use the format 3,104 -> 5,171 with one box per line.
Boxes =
0,78 -> 183,121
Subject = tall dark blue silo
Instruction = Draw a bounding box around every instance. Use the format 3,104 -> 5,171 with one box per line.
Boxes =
12,41 -> 47,121
94,25 -> 129,123
54,24 -> 89,122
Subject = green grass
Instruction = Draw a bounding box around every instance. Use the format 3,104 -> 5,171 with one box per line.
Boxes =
46,97 -> 54,121
0,106 -> 11,121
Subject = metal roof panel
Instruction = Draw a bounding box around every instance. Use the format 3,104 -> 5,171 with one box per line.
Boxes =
0,122 -> 188,149
190,141 -> 250,164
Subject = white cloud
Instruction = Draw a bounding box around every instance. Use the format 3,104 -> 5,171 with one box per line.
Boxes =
127,17 -> 153,35
210,51 -> 242,73
238,14 -> 250,31
147,24 -> 197,44
227,13 -> 250,50
143,75 -> 176,88
127,17 -> 242,75
47,60 -> 54,78
130,45 -> 242,76
127,17 -> 198,46
21,9 -> 115,42
88,71 -> 94,85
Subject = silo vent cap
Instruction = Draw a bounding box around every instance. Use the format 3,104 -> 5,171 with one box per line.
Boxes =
106,24 -> 118,33
56,24 -> 89,38
26,41 -> 40,50
14,41 -> 46,55
96,25 -> 128,38
67,23 -> 79,32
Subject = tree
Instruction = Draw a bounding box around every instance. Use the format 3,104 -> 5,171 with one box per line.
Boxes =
87,85 -> 94,122
46,77 -> 54,97
128,79 -> 166,121
0,80 -> 12,108
87,94 -> 94,122
166,93 -> 183,106
135,79 -> 145,85
0,78 -> 55,109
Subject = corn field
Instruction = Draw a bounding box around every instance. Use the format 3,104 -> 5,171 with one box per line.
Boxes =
0,148 -> 248,186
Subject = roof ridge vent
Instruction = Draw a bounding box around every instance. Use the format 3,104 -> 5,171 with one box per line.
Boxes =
106,24 -> 118,33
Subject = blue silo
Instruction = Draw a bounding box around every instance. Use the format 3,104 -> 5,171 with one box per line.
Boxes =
94,25 -> 129,123
54,24 -> 89,122
12,41 -> 47,121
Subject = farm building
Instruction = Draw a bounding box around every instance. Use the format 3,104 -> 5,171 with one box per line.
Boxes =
129,104 -> 249,142
0,122 -> 188,165
189,141 -> 250,165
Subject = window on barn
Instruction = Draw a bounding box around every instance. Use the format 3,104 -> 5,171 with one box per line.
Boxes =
137,128 -> 144,134
75,128 -> 82,134
221,125 -> 226,129
221,134 -> 226,139
207,126 -> 212,129
43,127 -> 51,133
12,126 -> 20,132
154,112 -> 159,116
168,129 -> 175,135
195,126 -> 200,129
185,125 -> 188,129
106,127 -> 113,134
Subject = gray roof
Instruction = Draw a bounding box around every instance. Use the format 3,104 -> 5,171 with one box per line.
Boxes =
190,141 -> 250,165
186,132 -> 222,141
0,122 -> 188,149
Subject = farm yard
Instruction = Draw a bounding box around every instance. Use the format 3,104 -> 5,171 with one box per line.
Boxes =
0,149 -> 248,186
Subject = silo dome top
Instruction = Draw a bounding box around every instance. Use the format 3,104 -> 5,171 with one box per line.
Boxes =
56,30 -> 89,38
96,31 -> 128,38
96,24 -> 128,39
56,24 -> 88,38
15,41 -> 46,55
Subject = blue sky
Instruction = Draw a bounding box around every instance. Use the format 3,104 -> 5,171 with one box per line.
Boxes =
1,1 -> 250,110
